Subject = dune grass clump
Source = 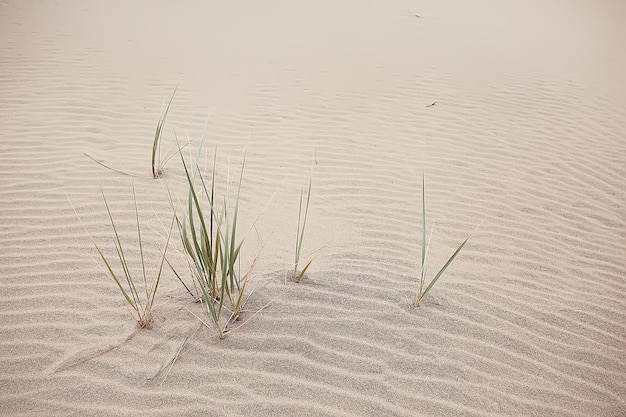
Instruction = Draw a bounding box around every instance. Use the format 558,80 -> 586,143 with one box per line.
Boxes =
292,173 -> 313,282
414,176 -> 472,307
152,87 -> 177,179
173,143 -> 255,339
74,186 -> 174,329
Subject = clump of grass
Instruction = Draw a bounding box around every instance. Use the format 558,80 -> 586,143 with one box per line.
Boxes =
73,186 -> 174,328
152,87 -> 177,179
415,176 -> 472,307
174,141 -> 256,339
293,173 -> 313,282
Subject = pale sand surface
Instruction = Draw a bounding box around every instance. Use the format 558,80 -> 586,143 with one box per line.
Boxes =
1,1 -> 625,416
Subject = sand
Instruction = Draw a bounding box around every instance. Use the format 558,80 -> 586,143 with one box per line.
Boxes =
1,1 -> 625,416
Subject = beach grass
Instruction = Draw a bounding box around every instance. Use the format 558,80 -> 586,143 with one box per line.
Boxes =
73,186 -> 174,328
152,87 -> 177,179
415,176 -> 472,307
174,139 -> 254,338
293,172 -> 313,282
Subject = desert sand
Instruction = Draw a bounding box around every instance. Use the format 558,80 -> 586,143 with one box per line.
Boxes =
1,1 -> 625,416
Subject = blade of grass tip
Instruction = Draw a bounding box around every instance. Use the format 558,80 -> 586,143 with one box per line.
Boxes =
196,151 -> 218,230
235,180 -> 281,256
418,234 -> 471,303
189,120 -> 208,183
83,153 -> 136,177
161,112 -> 211,166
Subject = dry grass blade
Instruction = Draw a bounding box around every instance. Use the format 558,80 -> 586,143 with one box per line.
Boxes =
83,152 -> 137,177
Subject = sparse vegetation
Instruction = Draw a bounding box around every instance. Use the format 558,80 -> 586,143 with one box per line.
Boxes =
414,176 -> 472,307
172,141 -> 256,338
78,88 -> 479,341
293,172 -> 313,282
152,87 -> 177,179
73,186 -> 174,328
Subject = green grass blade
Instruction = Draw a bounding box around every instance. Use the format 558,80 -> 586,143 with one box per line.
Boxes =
296,176 -> 312,267
147,216 -> 175,311
177,133 -> 212,279
421,175 -> 426,278
152,86 -> 177,178
101,189 -> 141,309
295,167 -> 313,274
133,184 -> 149,302
71,196 -> 139,316
92,237 -> 138,314
294,187 -> 304,270
229,154 -> 246,289
418,234 -> 471,303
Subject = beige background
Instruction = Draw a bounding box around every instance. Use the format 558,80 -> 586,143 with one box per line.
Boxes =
1,1 -> 625,416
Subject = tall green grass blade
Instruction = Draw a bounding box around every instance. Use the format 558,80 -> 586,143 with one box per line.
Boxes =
295,187 -> 304,269
147,215 -> 175,312
72,188 -> 171,328
415,173 -> 473,306
176,133 -> 216,297
133,185 -> 149,302
421,176 -> 426,278
152,86 -> 177,178
91,235 -> 138,315
101,189 -> 141,310
228,153 -> 246,292
294,168 -> 313,279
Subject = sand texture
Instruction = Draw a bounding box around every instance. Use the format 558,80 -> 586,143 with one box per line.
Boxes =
1,1 -> 625,416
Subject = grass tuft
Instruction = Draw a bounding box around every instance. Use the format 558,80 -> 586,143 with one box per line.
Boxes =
72,186 -> 174,328
172,138 -> 258,339
414,175 -> 473,307
152,87 -> 177,179
293,170 -> 313,282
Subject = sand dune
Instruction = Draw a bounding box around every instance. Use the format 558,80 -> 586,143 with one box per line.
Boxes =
1,1 -> 625,416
